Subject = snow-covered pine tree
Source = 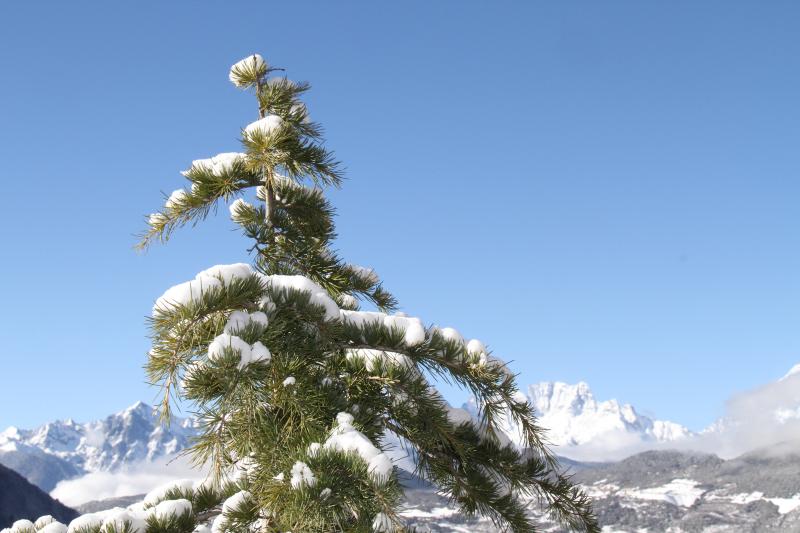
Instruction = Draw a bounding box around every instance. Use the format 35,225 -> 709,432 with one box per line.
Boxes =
139,54 -> 598,533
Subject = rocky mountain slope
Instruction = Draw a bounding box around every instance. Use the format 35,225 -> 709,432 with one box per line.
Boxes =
0,402 -> 197,491
61,446 -> 800,532
572,445 -> 800,532
0,463 -> 77,528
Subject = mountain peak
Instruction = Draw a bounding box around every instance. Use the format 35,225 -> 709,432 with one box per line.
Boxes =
0,401 -> 195,492
466,379 -> 691,459
781,363 -> 800,381
124,400 -> 150,412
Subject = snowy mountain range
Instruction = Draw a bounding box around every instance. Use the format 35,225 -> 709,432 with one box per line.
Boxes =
1,380 -> 690,493
0,402 -> 197,491
3,362 -> 798,498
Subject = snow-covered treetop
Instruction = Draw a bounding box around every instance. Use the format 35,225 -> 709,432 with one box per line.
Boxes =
228,54 -> 266,88
136,52 -> 600,533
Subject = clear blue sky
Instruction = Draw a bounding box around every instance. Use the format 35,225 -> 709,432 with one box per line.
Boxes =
1,1 -> 798,431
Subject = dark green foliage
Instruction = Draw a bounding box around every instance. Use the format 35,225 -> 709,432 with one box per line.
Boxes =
140,54 -> 599,532
144,510 -> 196,533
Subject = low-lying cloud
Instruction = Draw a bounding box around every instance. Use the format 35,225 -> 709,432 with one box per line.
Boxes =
51,455 -> 206,507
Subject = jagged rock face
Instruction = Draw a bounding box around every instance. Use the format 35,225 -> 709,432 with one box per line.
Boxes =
464,380 -> 691,456
0,462 -> 77,528
572,446 -> 800,532
0,442 -> 82,492
0,402 -> 197,491
400,447 -> 800,532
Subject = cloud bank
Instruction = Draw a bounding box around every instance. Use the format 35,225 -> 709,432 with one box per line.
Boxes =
51,455 -> 206,507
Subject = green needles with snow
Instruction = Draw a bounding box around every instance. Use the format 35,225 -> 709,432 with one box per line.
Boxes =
132,53 -> 600,533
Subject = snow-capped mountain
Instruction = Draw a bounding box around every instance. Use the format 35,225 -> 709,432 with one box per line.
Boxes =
465,380 -> 691,459
0,402 -> 197,491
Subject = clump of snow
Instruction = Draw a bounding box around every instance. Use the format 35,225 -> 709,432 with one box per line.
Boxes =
290,461 -> 316,489
324,412 -> 393,483
341,310 -> 425,347
34,517 -> 55,529
208,333 -> 252,367
222,490 -> 252,513
251,342 -> 271,364
290,102 -> 310,123
346,349 -> 413,373
339,293 -> 358,309
320,487 -> 332,500
336,412 -> 354,428
266,275 -> 340,321
148,499 -> 192,521
67,514 -> 103,533
10,520 -> 34,533
207,333 -> 270,370
153,263 -> 254,314
210,152 -> 244,174
229,198 -> 252,221
439,327 -> 464,346
466,339 -> 486,358
38,523 -> 66,533
165,189 -> 187,210
101,509 -> 146,533
143,479 -> 196,507
250,311 -> 269,326
184,152 -> 246,177
283,376 -> 296,387
229,54 -> 265,87
210,514 -> 225,533
224,310 -> 269,334
371,513 -> 394,532
148,213 -> 167,227
351,265 -> 378,285
203,335 -> 267,370
224,311 -> 251,333
244,115 -> 283,138
307,442 -> 321,457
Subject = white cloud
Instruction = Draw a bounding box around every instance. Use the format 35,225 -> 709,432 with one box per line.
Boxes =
554,429 -> 659,462
690,369 -> 800,458
50,455 -> 206,507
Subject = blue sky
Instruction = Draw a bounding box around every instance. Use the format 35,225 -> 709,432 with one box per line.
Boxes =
0,2 -> 798,431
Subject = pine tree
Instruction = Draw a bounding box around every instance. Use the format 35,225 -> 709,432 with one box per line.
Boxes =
139,54 -> 598,533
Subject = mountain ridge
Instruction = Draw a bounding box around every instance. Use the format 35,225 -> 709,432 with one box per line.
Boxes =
0,402 -> 197,492
0,462 -> 77,528
464,379 -> 692,460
